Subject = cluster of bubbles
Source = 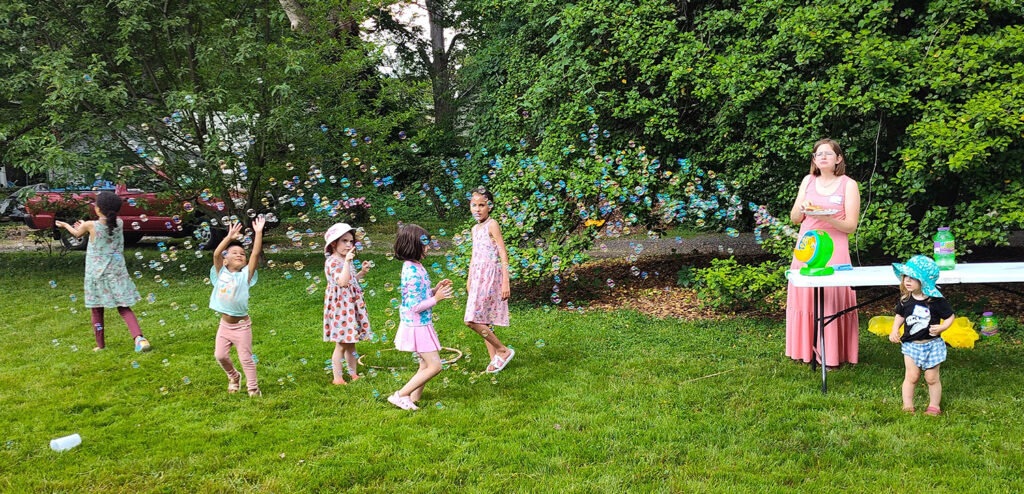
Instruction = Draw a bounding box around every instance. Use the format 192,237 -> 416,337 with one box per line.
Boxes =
51,105 -> 797,398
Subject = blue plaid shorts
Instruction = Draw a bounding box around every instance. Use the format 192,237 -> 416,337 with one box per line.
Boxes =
902,338 -> 947,370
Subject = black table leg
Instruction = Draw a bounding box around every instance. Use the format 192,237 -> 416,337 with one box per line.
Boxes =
818,286 -> 827,394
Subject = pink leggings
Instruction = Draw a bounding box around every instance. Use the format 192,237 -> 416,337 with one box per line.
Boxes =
90,307 -> 143,349
214,318 -> 258,392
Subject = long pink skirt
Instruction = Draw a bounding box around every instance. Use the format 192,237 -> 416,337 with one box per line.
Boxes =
785,284 -> 859,365
786,220 -> 859,365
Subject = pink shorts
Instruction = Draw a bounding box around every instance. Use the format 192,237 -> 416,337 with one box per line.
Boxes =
394,323 -> 441,353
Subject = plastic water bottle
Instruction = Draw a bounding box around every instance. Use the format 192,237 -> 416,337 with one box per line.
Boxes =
980,312 -> 999,337
49,433 -> 81,452
933,227 -> 956,271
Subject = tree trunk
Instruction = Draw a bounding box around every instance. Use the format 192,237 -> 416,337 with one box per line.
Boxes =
426,0 -> 453,134
278,0 -> 311,32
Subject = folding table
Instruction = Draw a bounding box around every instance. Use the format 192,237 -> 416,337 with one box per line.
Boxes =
786,262 -> 1024,393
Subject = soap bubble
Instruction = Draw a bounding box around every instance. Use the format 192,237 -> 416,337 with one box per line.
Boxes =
147,293 -> 156,303
535,339 -> 546,348
48,280 -> 57,288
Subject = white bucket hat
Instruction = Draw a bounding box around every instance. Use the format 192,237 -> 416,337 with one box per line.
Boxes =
323,223 -> 354,255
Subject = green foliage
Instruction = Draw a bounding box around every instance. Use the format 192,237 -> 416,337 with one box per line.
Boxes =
0,0 -> 420,228
461,0 -> 1024,261
696,257 -> 787,312
676,265 -> 697,288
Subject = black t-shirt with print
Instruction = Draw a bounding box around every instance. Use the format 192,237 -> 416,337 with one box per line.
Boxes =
895,296 -> 954,343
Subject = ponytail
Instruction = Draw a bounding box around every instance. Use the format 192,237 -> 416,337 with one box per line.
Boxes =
95,191 -> 122,230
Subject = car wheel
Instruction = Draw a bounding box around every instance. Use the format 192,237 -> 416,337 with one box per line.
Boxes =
59,229 -> 88,250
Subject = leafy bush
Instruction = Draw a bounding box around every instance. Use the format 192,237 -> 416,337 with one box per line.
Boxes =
696,258 -> 787,312
463,0 -> 1024,262
676,265 -> 697,288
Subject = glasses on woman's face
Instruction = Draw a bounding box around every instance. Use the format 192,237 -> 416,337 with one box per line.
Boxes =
813,152 -> 836,159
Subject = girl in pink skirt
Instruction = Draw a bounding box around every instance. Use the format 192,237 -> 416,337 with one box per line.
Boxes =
786,138 -> 861,368
388,223 -> 454,410
465,188 -> 514,373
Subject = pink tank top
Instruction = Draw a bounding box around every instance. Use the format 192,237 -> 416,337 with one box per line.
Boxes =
802,175 -> 849,229
791,174 -> 854,268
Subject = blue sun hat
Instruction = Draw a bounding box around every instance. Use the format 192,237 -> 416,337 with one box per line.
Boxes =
893,255 -> 943,297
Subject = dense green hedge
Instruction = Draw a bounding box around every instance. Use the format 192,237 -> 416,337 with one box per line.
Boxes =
462,0 -> 1024,260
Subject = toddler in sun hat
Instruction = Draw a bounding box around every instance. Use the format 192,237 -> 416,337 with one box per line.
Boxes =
887,255 -> 955,416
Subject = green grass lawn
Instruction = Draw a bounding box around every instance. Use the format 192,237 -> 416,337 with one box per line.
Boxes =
2,247 -> 1024,492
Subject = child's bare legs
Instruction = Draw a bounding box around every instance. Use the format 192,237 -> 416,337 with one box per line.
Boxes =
409,357 -> 428,403
901,355 -> 921,410
924,365 -> 942,410
331,343 -> 345,383
398,351 -> 442,400
466,322 -> 509,370
341,343 -> 359,379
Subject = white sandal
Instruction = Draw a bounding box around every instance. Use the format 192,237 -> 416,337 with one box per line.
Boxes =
488,348 -> 515,373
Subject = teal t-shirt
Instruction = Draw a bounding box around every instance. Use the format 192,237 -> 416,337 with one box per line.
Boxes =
209,265 -> 257,317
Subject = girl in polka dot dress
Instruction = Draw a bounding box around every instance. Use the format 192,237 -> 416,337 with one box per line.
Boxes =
323,223 -> 373,385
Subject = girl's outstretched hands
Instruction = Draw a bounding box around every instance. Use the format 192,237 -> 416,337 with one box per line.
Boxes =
252,215 -> 266,233
345,250 -> 356,262
227,221 -> 244,239
434,279 -> 454,300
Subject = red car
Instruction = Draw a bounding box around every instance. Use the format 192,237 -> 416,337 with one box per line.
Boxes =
24,183 -> 231,250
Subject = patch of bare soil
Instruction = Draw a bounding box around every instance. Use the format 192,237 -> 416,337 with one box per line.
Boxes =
515,249 -> 1024,322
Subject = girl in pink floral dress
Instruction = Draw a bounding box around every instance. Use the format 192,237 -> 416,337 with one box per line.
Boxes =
322,223 -> 373,385
464,188 -> 514,373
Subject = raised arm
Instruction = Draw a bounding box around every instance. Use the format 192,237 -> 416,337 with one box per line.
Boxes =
247,216 -> 266,284
488,219 -> 512,300
54,219 -> 94,239
334,251 -> 356,287
213,222 -> 243,272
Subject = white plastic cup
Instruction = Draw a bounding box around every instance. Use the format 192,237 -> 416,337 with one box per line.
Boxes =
49,433 -> 81,452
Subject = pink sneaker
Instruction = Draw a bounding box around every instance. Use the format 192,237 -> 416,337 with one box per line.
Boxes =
388,392 -> 414,410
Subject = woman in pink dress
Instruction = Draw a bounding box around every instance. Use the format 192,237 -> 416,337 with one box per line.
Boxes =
786,138 -> 861,368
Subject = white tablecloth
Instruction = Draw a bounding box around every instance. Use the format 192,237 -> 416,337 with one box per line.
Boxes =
787,262 -> 1024,288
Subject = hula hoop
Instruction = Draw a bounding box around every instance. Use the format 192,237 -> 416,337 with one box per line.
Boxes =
358,346 -> 464,371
